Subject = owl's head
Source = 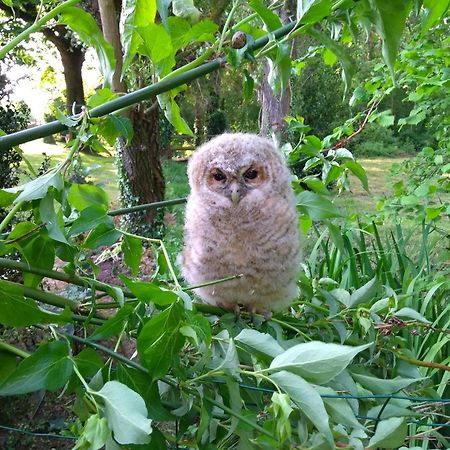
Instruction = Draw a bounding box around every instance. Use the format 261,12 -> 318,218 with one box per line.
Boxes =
188,133 -> 291,205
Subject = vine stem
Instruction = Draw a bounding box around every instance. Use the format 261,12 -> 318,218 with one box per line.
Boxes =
217,0 -> 239,55
0,0 -> 80,58
0,202 -> 22,234
0,340 -> 30,359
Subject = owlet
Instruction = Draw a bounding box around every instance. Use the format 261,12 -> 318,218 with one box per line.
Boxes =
179,133 -> 300,314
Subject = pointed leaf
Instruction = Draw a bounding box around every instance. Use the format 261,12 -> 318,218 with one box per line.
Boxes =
14,170 -> 63,203
270,371 -> 334,448
349,276 -> 378,307
0,341 -> 72,395
269,341 -> 371,384
370,0 -> 411,80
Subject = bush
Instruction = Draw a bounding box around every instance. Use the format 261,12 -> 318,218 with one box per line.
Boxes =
348,123 -> 415,157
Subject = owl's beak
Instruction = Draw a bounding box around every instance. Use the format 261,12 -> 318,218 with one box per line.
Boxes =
229,182 -> 243,204
231,191 -> 241,204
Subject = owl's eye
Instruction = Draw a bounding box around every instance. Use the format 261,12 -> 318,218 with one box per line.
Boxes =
212,171 -> 226,181
244,169 -> 258,180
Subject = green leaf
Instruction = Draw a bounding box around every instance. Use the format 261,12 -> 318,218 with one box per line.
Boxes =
21,236 -> 55,288
95,381 -> 152,445
370,0 -> 412,80
88,88 -> 118,108
249,0 -> 282,31
13,170 -> 63,203
271,392 -> 293,442
297,0 -> 332,24
172,0 -> 201,22
122,234 -> 143,277
0,280 -> 71,326
0,352 -> 17,385
59,7 -> 116,88
235,329 -> 284,359
421,0 -> 450,33
108,115 -> 134,144
74,414 -> 109,450
121,276 -> 179,306
243,69 -> 255,100
216,338 -> 241,380
39,194 -> 68,244
69,205 -> 113,236
137,302 -> 185,379
368,417 -> 407,449
187,19 -> 218,43
68,183 -> 110,211
158,90 -> 194,135
269,341 -> 371,384
297,191 -> 343,221
74,348 -> 104,378
121,0 -> 157,76
349,276 -> 378,307
89,305 -> 134,341
394,307 -> 430,323
54,108 -> 80,127
0,340 -> 73,395
316,386 -> 364,429
350,371 -> 421,394
157,0 -> 171,29
270,371 -> 334,448
138,23 -> 174,65
346,160 -> 369,192
307,28 -> 354,94
0,189 -> 18,207
83,223 -> 121,249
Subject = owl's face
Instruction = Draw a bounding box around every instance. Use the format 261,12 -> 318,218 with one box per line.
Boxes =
188,133 -> 290,206
206,162 -> 268,204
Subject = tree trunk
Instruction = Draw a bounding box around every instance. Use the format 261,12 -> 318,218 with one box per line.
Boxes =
117,104 -> 164,231
258,1 -> 295,144
97,0 -> 126,93
97,0 -> 165,235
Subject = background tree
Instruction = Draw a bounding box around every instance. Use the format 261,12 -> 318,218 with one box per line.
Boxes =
0,1 -> 86,114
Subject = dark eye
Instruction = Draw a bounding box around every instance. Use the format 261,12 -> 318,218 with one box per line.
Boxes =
213,171 -> 226,181
244,169 -> 258,180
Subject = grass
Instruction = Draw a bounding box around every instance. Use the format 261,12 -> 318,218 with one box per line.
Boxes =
19,140 -> 408,255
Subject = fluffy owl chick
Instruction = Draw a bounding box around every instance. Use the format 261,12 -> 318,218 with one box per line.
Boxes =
179,133 -> 300,314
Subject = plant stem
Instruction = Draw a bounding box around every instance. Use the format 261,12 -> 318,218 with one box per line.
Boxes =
0,0 -> 80,58
0,202 -> 22,234
108,197 -> 187,216
0,257 -> 134,298
0,340 -> 30,359
217,0 -> 239,55
4,280 -> 79,310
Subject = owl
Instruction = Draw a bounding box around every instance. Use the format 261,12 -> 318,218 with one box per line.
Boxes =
179,133 -> 300,314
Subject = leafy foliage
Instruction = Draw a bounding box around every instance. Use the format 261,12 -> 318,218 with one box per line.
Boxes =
0,1 -> 449,449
